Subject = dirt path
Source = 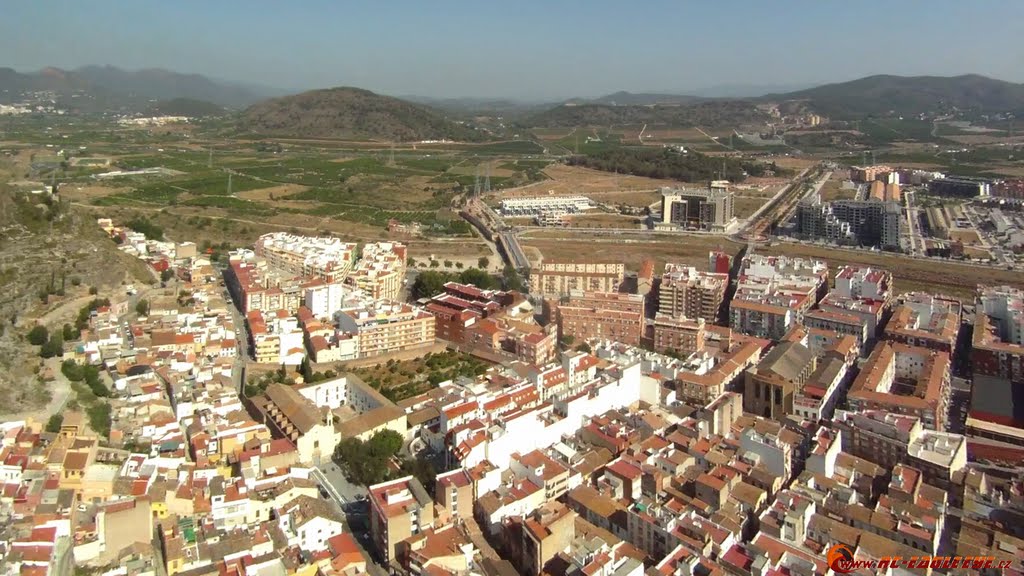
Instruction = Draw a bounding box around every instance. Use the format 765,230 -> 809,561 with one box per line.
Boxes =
34,293 -> 102,328
1,357 -> 72,423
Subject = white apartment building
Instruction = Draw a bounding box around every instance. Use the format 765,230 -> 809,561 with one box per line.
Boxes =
500,195 -> 593,216
254,232 -> 357,282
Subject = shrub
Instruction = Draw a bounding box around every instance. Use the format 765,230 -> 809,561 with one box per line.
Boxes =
27,325 -> 48,346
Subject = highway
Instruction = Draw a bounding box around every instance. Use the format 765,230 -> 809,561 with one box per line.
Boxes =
499,231 -> 531,269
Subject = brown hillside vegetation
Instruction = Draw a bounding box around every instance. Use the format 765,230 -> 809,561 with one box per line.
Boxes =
240,87 -> 486,142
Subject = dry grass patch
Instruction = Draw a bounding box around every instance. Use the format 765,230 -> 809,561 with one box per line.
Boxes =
236,184 -> 310,201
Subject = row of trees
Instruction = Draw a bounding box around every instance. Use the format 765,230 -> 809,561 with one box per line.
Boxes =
60,359 -> 112,437
567,147 -> 762,182
411,268 -> 497,299
62,360 -> 110,398
411,265 -> 527,300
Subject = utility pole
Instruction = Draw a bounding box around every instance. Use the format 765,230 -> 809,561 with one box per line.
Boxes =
208,148 -> 213,168
227,172 -> 233,196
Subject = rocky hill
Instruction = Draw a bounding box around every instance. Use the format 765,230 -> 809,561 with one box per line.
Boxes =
240,87 -> 486,141
0,171 -> 154,416
0,65 -> 275,109
766,74 -> 1024,118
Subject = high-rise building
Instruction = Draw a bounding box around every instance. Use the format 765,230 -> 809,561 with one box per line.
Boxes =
348,241 -> 407,301
796,195 -> 900,249
254,232 -> 357,282
660,183 -> 735,231
658,264 -> 729,321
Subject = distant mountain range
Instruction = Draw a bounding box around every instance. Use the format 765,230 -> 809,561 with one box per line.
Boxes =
0,65 -> 281,110
4,66 -> 1023,137
764,74 -> 1024,118
240,87 -> 487,142
518,75 -> 1024,129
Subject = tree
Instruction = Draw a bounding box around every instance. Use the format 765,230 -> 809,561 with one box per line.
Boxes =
88,286 -> 98,295
502,265 -> 527,292
27,325 -> 48,346
457,268 -> 496,290
299,357 -> 313,382
82,364 -> 109,397
45,413 -> 64,434
367,430 -> 403,458
86,402 -> 112,437
560,335 -> 575,347
160,269 -> 175,282
135,299 -> 149,317
478,256 -> 490,269
400,456 -> 437,493
61,359 -> 84,381
62,323 -> 78,342
40,333 -> 63,358
332,429 -> 404,486
412,270 -> 453,299
575,342 -> 592,354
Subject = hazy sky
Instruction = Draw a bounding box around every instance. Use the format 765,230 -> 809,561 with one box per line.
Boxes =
3,1 -> 1023,100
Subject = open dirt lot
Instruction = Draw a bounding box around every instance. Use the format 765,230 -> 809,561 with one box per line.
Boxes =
522,232 -> 742,273
565,213 -> 645,228
733,197 -> 770,218
492,164 -> 670,207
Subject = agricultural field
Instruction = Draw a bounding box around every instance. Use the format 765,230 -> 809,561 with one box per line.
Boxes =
11,114 -> 566,262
